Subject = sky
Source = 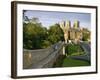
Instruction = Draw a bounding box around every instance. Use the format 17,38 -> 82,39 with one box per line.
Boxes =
24,10 -> 91,30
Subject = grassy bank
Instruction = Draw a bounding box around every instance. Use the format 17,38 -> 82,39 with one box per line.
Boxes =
53,56 -> 90,67
65,43 -> 84,56
62,57 -> 90,67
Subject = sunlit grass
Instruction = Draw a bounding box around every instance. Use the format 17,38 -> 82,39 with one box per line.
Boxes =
62,57 -> 90,67
53,56 -> 90,67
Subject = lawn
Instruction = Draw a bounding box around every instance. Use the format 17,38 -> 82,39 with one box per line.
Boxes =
65,43 -> 84,56
53,56 -> 90,67
53,43 -> 90,68
62,57 -> 90,67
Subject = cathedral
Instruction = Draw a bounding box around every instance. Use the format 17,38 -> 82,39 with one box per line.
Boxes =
59,20 -> 83,43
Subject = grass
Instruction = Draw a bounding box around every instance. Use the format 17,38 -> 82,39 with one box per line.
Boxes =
65,43 -> 84,56
53,43 -> 90,68
53,56 -> 90,67
62,57 -> 90,67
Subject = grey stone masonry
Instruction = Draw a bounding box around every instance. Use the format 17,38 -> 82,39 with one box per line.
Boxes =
23,41 -> 64,69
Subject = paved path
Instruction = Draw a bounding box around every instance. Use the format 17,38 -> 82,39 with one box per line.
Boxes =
70,42 -> 91,62
24,41 -> 91,69
28,42 -> 64,69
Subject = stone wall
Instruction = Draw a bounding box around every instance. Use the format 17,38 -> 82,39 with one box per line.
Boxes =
42,46 -> 63,68
23,42 -> 64,69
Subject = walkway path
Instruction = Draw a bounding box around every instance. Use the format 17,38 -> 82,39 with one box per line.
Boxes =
70,42 -> 91,62
24,42 -> 64,69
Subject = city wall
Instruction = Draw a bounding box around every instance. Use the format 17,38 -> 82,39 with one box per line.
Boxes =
23,42 -> 64,69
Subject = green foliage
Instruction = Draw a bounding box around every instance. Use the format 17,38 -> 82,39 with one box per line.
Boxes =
47,24 -> 64,44
23,20 -> 64,49
53,56 -> 90,67
41,40 -> 52,49
23,22 -> 48,49
62,57 -> 90,67
82,28 -> 90,41
82,32 -> 90,41
65,44 -> 84,56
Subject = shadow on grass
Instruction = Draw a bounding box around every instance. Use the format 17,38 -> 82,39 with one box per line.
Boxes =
53,55 -> 90,68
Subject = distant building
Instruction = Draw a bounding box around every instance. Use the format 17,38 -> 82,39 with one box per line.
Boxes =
73,20 -> 80,29
59,21 -> 71,43
59,20 -> 83,43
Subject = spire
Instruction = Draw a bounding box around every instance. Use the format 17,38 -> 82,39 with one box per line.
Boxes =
66,20 -> 71,29
73,20 -> 80,29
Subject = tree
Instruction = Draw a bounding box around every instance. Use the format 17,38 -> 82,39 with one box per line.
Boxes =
23,18 -> 64,49
47,24 -> 64,44
82,28 -> 90,41
23,10 -> 30,23
23,21 -> 48,49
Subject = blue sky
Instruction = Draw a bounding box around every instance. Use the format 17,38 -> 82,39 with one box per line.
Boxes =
24,10 -> 91,30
